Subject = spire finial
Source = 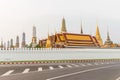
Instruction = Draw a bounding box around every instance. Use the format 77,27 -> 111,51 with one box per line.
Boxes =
80,20 -> 83,34
107,27 -> 110,41
61,17 -> 67,33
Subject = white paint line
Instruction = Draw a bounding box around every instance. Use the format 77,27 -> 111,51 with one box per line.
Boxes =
94,63 -> 98,65
22,68 -> 30,73
46,65 -> 115,80
38,67 -> 43,71
49,66 -> 54,70
80,64 -> 86,66
106,62 -> 109,64
66,65 -> 72,68
87,63 -> 92,66
1,70 -> 14,76
101,63 -> 104,64
71,64 -> 79,67
116,77 -> 120,80
58,66 -> 64,69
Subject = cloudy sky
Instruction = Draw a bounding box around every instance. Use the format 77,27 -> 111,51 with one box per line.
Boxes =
0,0 -> 120,45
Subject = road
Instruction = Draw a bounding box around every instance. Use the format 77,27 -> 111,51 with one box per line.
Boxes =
0,62 -> 120,80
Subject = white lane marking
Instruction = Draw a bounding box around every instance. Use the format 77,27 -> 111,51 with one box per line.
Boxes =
116,77 -> 120,80
58,66 -> 64,69
49,66 -> 54,70
1,70 -> 14,76
101,63 -> 104,64
66,65 -> 72,68
87,63 -> 92,66
38,67 -> 43,71
80,64 -> 86,66
22,68 -> 30,73
94,63 -> 98,65
106,62 -> 109,64
46,65 -> 115,80
71,64 -> 79,67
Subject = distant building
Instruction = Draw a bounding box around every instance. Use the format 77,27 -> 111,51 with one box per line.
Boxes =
10,38 -> 14,48
31,25 -> 37,47
15,35 -> 19,48
21,32 -> 26,48
0,40 -> 3,49
3,42 -> 6,49
7,41 -> 10,49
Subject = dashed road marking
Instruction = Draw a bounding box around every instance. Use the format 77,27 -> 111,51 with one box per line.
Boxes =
58,66 -> 64,69
49,66 -> 54,70
71,64 -> 79,67
38,67 -> 43,71
106,62 -> 109,64
116,77 -> 120,80
1,70 -> 14,76
80,64 -> 86,66
66,65 -> 72,68
87,63 -> 92,66
46,65 -> 116,80
101,63 -> 104,64
94,63 -> 98,65
22,68 -> 30,73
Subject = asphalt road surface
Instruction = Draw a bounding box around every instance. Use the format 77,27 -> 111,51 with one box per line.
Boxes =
0,62 -> 120,80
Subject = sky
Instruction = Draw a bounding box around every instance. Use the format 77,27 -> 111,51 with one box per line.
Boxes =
0,0 -> 120,45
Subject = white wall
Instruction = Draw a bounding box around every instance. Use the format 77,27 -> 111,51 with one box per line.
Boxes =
0,48 -> 120,61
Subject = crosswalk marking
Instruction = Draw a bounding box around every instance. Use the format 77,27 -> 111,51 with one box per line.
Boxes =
1,70 -> 14,76
38,67 -> 43,71
66,65 -> 72,68
58,66 -> 64,69
22,68 -> 30,73
49,66 -> 54,70
71,64 -> 79,67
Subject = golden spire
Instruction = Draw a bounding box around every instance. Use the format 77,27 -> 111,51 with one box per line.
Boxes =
61,17 -> 67,33
95,25 -> 103,46
46,30 -> 52,48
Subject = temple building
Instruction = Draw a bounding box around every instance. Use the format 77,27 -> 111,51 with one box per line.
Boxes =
39,18 -> 100,48
95,25 -> 103,47
31,25 -> 37,48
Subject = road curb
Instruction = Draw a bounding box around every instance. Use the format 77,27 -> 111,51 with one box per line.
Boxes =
0,59 -> 120,65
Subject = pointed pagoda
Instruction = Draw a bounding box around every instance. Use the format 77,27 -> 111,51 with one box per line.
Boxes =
95,25 -> 103,46
104,30 -> 113,47
61,17 -> 67,33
